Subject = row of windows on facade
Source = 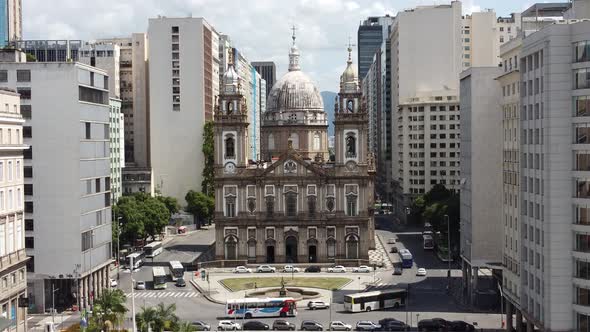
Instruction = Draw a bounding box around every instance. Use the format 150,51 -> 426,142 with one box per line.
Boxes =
502,81 -> 520,97
406,115 -> 461,122
79,50 -> 115,58
405,105 -> 460,113
84,122 -> 110,140
521,152 -> 543,170
407,133 -> 461,140
408,179 -> 460,186
171,26 -> 181,112
0,188 -> 23,212
503,55 -> 519,73
0,127 -> 23,145
408,169 -> 460,177
0,70 -> 30,83
0,218 -> 24,257
521,77 -> 543,96
84,177 -> 111,196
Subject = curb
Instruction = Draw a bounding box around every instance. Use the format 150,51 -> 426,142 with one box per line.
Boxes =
375,234 -> 395,266
190,279 -> 226,305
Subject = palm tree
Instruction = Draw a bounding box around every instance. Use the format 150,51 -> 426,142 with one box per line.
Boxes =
155,302 -> 179,331
92,289 -> 128,330
175,321 -> 196,332
136,306 -> 158,332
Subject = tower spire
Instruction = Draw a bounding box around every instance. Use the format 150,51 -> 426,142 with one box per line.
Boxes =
288,25 -> 300,71
347,36 -> 355,64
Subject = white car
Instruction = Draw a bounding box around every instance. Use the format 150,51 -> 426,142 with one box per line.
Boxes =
416,268 -> 427,277
352,265 -> 372,273
307,300 -> 330,310
109,278 -> 118,287
232,266 -> 252,274
256,265 -> 276,273
135,281 -> 146,290
329,321 -> 352,331
387,238 -> 396,244
328,265 -> 346,273
282,265 -> 301,273
218,320 -> 241,331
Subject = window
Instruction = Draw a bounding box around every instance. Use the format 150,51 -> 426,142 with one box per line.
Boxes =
574,40 -> 590,63
85,122 -> 91,139
0,70 -> 7,82
225,136 -> 235,159
24,219 -> 33,231
7,161 -> 11,181
95,178 -> 101,193
81,230 -> 93,251
26,256 -> 33,273
24,166 -> 32,178
345,185 -> 358,217
285,193 -> 297,217
24,201 -> 32,213
172,26 -> 179,33
16,70 -> 30,82
23,126 -> 31,138
25,237 -> 34,249
24,184 -> 32,196
345,133 -> 356,158
79,86 -> 107,105
574,68 -> 590,89
16,88 -> 30,100
23,147 -> 31,160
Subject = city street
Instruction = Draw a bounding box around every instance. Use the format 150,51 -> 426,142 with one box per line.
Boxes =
113,216 -> 502,330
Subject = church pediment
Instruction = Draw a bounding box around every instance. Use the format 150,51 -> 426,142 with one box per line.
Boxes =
260,150 -> 327,178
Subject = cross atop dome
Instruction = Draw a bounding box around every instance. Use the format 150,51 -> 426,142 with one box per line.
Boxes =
288,25 -> 301,72
347,36 -> 355,64
291,25 -> 297,46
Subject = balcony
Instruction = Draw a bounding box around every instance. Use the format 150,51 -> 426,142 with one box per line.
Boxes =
0,249 -> 27,270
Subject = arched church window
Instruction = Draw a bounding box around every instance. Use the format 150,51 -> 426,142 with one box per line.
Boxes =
313,132 -> 321,150
347,99 -> 354,113
266,196 -> 274,217
308,196 -> 316,216
225,136 -> 235,159
227,101 -> 234,114
285,193 -> 297,217
346,133 -> 356,158
346,234 -> 359,259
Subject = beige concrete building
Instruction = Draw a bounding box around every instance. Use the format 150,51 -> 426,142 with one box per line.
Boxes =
0,88 -> 28,331
214,36 -> 375,265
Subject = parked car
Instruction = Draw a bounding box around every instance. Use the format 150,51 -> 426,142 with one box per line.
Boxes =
233,266 -> 252,273
327,265 -> 346,273
300,320 -> 323,331
377,319 -> 408,331
282,265 -> 301,273
355,321 -> 380,331
191,321 -> 211,331
177,226 -> 187,234
417,318 -> 449,332
307,300 -> 329,310
392,266 -> 403,275
305,266 -> 322,273
390,246 -> 398,253
387,238 -> 396,244
272,320 -> 296,331
449,321 -> 475,332
218,320 -> 241,331
110,278 -> 118,287
134,280 -> 146,290
243,321 -> 270,331
329,321 -> 352,331
175,277 -> 186,287
257,265 -> 277,273
352,265 -> 372,273
416,268 -> 427,277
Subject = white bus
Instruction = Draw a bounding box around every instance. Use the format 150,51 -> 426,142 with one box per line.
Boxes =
168,261 -> 184,281
125,252 -> 144,269
152,266 -> 168,290
343,289 -> 407,312
226,298 -> 297,319
144,241 -> 163,258
423,234 -> 434,250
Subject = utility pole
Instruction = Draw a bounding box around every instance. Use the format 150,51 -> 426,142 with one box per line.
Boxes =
116,216 -> 122,280
52,283 -> 59,324
131,256 -> 137,332
444,214 -> 451,290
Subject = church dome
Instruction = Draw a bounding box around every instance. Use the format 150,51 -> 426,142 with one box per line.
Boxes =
267,70 -> 324,112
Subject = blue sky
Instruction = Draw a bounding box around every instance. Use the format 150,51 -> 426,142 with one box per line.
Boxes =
24,0 -> 543,92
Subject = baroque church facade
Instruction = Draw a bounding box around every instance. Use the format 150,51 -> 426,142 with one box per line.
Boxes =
213,32 -> 375,265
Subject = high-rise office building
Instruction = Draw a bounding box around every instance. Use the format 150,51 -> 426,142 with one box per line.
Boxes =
97,35 -> 152,195
252,61 -> 276,98
0,58 -> 113,313
0,88 -> 28,331
148,17 -> 220,201
0,0 -> 21,47
459,66 -> 503,307
357,16 -> 394,81
389,2 -> 463,217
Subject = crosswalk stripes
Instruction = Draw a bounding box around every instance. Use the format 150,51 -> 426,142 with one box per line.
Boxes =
125,291 -> 200,299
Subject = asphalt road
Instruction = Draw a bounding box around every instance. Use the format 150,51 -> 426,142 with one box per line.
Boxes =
115,217 -> 501,330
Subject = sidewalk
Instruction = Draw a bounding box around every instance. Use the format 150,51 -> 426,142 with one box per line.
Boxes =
191,272 -> 378,304
28,312 -> 80,331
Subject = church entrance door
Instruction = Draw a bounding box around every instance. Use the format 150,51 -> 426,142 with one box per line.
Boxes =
266,245 -> 275,263
285,236 -> 298,263
308,245 -> 317,263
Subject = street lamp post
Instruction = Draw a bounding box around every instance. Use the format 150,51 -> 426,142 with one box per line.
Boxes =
444,214 -> 451,290
116,216 -> 122,280
52,282 -> 59,324
130,256 -> 137,332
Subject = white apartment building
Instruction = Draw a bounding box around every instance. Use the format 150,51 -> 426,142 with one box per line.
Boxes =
390,1 -> 463,213
497,35 -> 523,328
148,17 -> 219,201
459,67 -> 503,307
97,35 -> 152,195
0,88 -> 27,331
108,98 -> 123,203
462,11 -> 520,69
0,60 -> 113,313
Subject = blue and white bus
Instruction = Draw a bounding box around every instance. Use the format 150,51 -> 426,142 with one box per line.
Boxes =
226,298 -> 297,319
399,249 -> 413,268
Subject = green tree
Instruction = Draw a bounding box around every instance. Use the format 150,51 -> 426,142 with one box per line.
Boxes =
90,288 -> 128,331
141,197 -> 171,241
136,306 -> 158,332
157,195 -> 180,215
154,303 -> 179,331
175,321 -> 197,332
113,193 -> 170,245
201,121 -> 215,197
185,190 -> 214,228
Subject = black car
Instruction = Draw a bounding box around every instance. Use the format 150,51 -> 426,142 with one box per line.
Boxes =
243,320 -> 270,330
175,278 -> 186,287
272,320 -> 296,331
305,265 -> 321,273
300,320 -> 323,331
449,321 -> 475,332
390,246 -> 398,253
191,321 -> 211,331
417,318 -> 449,332
377,318 -> 408,331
